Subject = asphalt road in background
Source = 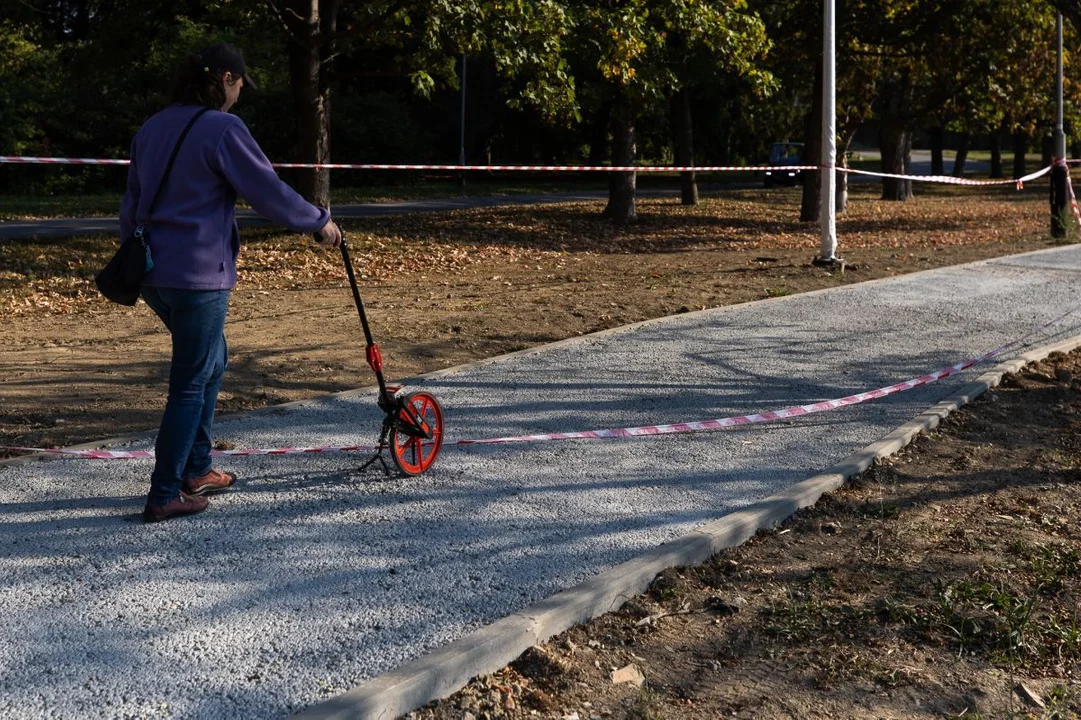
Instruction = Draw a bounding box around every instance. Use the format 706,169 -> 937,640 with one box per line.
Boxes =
0,191 -> 628,240
1,244 -> 1078,719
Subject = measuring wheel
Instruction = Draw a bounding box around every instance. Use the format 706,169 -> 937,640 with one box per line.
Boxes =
338,236 -> 446,477
390,391 -> 444,476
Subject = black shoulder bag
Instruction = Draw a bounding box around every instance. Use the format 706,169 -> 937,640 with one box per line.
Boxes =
95,107 -> 210,305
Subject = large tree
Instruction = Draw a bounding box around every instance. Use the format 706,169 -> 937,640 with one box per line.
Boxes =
0,1 -> 274,191
989,1 -> 1058,178
264,0 -> 578,205
751,0 -> 874,220
268,0 -> 339,206
846,0 -> 941,201
662,2 -> 774,205
566,0 -> 771,223
1051,0 -> 1081,28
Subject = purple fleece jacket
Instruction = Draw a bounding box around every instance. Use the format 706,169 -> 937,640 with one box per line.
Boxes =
119,104 -> 330,290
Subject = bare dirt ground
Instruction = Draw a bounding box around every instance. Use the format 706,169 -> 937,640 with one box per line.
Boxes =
0,184 -> 1062,452
413,350 -> 1081,720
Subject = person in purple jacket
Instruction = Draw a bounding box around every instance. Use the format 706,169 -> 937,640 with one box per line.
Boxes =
121,43 -> 342,523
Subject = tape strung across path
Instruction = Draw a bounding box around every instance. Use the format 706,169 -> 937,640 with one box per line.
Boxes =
0,155 -> 1050,187
1054,157 -> 1081,228
7,309 -> 1075,460
844,165 -> 1050,189
458,305 -> 1072,445
0,156 -> 810,172
2,444 -> 380,460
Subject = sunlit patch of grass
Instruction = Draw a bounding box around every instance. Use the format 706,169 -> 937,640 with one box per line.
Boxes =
763,596 -> 872,643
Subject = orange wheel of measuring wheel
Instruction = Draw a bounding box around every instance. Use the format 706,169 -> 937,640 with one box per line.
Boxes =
390,391 -> 444,476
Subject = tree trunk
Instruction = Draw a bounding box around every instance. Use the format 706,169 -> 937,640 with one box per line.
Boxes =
284,0 -> 338,207
1013,130 -> 1027,179
836,128 -> 856,214
800,63 -> 823,222
1052,160 -> 1069,237
670,89 -> 697,206
930,126 -> 945,175
1042,133 -> 1054,167
602,98 -> 637,223
879,74 -> 913,201
880,122 -> 910,200
903,131 -> 914,199
951,131 -> 970,177
466,60 -> 501,165
587,100 -> 611,167
990,133 -> 1003,178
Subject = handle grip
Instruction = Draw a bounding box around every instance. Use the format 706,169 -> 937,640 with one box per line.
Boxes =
312,226 -> 346,248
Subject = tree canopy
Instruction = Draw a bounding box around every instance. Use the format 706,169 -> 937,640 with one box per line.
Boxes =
0,0 -> 1076,213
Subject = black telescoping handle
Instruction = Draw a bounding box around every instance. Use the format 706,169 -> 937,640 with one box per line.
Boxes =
332,235 -> 390,398
339,238 -> 374,346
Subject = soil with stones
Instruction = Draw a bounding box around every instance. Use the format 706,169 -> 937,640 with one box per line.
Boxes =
411,350 -> 1081,720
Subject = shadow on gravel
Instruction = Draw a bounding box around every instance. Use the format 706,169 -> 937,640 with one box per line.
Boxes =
420,317 -> 1063,444
2,313 -> 1076,718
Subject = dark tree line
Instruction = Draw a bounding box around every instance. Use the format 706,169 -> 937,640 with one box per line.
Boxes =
1,0 -> 1079,223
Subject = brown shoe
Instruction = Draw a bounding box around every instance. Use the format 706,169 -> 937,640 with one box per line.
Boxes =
184,468 -> 237,496
143,491 -> 209,523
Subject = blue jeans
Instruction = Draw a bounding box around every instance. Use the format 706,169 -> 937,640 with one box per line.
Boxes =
141,287 -> 230,505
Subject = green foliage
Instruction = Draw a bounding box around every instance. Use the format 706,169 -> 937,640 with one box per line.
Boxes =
332,90 -> 437,166
0,21 -> 48,156
568,0 -> 773,100
628,685 -> 665,720
937,579 -> 1038,660
952,0 -> 1060,135
0,0 -> 1075,198
341,1 -> 578,121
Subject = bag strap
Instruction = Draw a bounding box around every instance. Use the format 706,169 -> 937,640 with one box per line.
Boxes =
135,106 -> 212,232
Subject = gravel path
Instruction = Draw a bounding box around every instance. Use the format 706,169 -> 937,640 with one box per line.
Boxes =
2,245 -> 1079,719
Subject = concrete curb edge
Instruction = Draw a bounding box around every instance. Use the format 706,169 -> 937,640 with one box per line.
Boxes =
293,332 -> 1081,720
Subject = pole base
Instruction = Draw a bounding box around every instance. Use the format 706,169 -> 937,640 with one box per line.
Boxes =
812,256 -> 846,271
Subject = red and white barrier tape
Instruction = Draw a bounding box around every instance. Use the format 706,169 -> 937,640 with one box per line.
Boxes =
0,156 -> 811,173
457,338 -> 1032,445
273,162 -> 822,173
0,444 -> 378,461
844,165 -> 1050,189
1055,158 -> 1081,228
0,156 -> 131,166
463,304 -> 1078,446
1069,177 -> 1081,228
0,154 -> 1049,188
6,309 -> 1075,460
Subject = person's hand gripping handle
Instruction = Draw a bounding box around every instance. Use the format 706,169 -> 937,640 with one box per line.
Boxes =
315,218 -> 342,247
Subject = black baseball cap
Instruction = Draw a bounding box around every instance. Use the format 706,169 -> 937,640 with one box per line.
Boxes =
197,43 -> 258,90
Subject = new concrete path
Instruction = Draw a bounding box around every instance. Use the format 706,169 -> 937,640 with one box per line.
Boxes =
2,244 -> 1079,719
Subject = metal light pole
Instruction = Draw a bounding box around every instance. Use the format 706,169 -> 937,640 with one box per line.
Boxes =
1057,13 -> 1065,158
1051,13 -> 1069,237
813,0 -> 843,268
